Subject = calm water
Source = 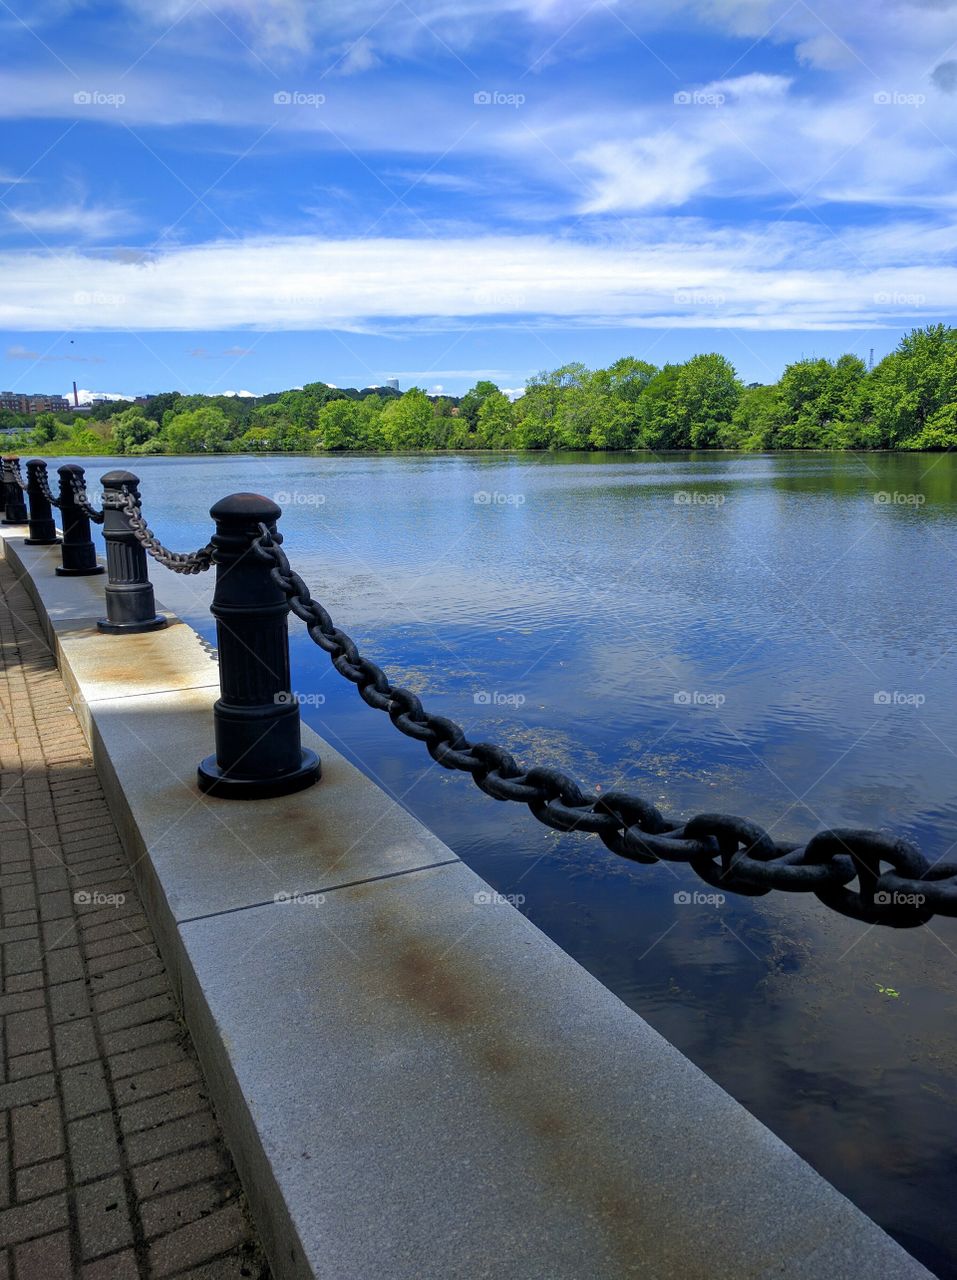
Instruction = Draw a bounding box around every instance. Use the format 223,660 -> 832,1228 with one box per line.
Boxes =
69,451 -> 957,1275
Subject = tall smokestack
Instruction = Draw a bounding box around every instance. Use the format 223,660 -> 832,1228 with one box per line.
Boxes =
73,380 -> 79,407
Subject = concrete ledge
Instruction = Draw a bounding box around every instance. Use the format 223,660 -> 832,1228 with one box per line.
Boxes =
1,531 -> 934,1280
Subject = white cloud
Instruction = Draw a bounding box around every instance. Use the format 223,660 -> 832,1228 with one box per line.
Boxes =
222,388 -> 257,396
577,135 -> 711,212
75,388 -> 134,404
336,36 -> 380,75
6,203 -> 134,241
6,344 -> 104,364
0,222 -> 954,333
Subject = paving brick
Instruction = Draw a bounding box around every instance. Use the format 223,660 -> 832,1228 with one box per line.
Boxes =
49,978 -> 91,1025
106,1038 -> 185,1082
113,1058 -> 199,1107
8,1050 -> 53,1082
80,1248 -> 140,1279
4,1008 -> 49,1056
2,938 -> 41,976
130,1144 -> 225,1201
0,987 -> 43,1017
125,1112 -> 218,1166
140,1178 -> 234,1239
119,1084 -> 208,1136
60,1062 -> 111,1120
16,1157 -> 67,1202
53,1019 -> 97,1068
75,1174 -> 133,1260
100,1017 -> 181,1057
11,1098 -> 63,1165
0,1072 -> 55,1111
0,561 -> 266,1279
91,957 -> 164,994
146,1202 -> 248,1277
12,1230 -> 73,1279
67,1113 -> 122,1183
44,947 -> 84,986
93,974 -> 169,1014
0,1193 -> 68,1245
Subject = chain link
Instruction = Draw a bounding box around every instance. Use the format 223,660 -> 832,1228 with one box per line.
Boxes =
7,459 -> 28,491
111,487 -> 214,574
68,473 -> 105,524
34,464 -> 62,510
251,522 -> 957,928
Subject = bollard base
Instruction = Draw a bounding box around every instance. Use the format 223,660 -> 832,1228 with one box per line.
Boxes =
98,615 -> 168,635
197,749 -> 320,800
25,537 -> 60,546
55,565 -> 105,576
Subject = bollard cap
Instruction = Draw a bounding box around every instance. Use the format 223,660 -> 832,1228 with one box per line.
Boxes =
101,470 -> 140,487
57,463 -> 85,475
209,492 -> 282,523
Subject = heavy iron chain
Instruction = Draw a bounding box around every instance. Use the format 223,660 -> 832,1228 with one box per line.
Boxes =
34,463 -> 62,510
109,487 -> 214,574
251,521 -> 957,929
7,459 -> 28,491
68,473 -> 105,524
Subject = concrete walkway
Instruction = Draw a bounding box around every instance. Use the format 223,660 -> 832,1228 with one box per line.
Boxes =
0,557 -> 268,1279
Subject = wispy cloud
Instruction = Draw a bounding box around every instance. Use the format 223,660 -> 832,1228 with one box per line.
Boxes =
5,202 -> 135,241
6,343 -> 105,363
1,221 -> 954,332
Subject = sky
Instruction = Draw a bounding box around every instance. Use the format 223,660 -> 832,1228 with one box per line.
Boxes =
1,0 -> 956,401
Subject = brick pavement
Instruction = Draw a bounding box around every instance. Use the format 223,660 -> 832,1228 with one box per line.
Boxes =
0,555 -> 269,1279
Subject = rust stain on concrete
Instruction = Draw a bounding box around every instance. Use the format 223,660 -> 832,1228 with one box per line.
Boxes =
349,898 -> 700,1278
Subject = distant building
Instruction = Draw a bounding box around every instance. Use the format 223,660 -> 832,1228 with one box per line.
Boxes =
386,378 -> 399,391
0,391 -> 70,414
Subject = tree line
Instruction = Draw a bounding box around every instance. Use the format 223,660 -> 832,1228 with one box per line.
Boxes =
6,324 -> 957,456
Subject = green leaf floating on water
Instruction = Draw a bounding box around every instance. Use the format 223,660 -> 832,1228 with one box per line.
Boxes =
875,984 -> 900,998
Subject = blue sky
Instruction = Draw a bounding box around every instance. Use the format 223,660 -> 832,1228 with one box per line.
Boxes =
1,0 -> 956,400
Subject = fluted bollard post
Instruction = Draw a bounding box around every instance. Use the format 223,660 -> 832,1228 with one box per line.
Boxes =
24,460 -> 59,546
198,494 -> 320,799
98,472 -> 166,634
55,464 -> 104,577
2,457 -> 28,525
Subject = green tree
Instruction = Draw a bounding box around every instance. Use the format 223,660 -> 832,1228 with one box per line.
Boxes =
870,325 -> 957,447
111,408 -> 160,454
723,384 -> 784,450
475,390 -> 515,448
900,401 -> 957,450
355,394 -> 386,450
671,353 -> 741,448
458,381 -> 500,432
637,365 -> 682,448
33,412 -> 66,444
317,399 -> 362,450
162,406 -> 229,453
379,389 -> 433,450
591,357 -> 657,406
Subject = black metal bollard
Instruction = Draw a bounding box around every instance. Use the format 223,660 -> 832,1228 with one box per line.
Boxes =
98,472 -> 166,634
197,493 -> 320,799
1,457 -> 28,525
55,464 -> 104,577
24,460 -> 59,546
